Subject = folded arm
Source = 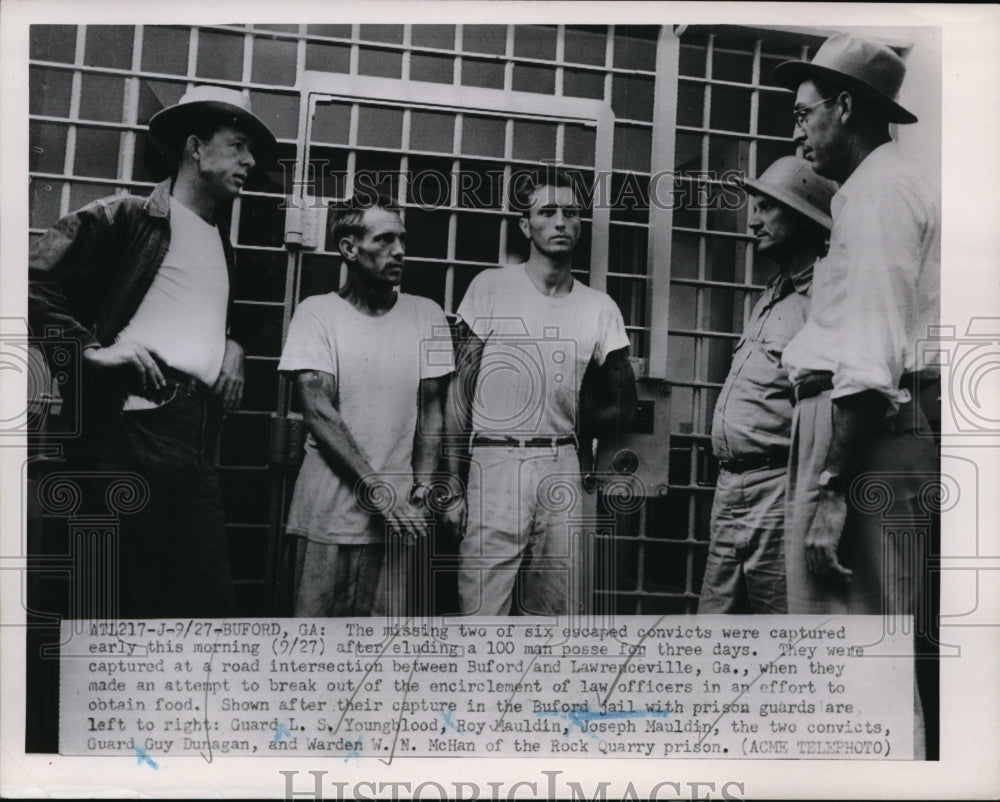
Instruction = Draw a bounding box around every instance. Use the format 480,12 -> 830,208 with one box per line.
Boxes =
440,320 -> 484,537
578,346 -> 638,440
442,319 -> 484,480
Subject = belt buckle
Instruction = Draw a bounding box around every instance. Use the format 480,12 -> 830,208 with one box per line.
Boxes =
148,379 -> 181,407
175,375 -> 197,398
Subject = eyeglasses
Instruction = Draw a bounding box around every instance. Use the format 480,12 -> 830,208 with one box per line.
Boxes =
792,97 -> 835,127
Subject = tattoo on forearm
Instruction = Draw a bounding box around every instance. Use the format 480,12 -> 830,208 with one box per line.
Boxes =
298,370 -> 335,401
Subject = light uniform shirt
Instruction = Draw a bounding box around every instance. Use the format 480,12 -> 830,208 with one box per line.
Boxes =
782,142 -> 940,410
278,291 -> 453,543
711,264 -> 812,462
116,196 -> 229,410
457,264 -> 630,437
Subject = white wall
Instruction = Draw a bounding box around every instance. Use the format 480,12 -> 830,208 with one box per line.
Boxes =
896,27 -> 943,197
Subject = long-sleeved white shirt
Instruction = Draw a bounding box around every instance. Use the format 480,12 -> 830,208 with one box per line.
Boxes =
783,142 -> 940,411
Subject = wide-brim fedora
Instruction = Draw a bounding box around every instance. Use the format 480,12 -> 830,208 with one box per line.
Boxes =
148,85 -> 278,161
773,33 -> 917,125
740,155 -> 837,230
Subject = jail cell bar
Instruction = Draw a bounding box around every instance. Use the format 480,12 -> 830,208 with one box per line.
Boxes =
28,23 -> 822,614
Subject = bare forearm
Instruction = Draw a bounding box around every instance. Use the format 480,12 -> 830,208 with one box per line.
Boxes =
414,376 -> 446,484
443,328 -> 483,476
413,436 -> 439,484
296,371 -> 378,491
305,401 -> 378,490
826,390 -> 890,478
443,387 -> 470,476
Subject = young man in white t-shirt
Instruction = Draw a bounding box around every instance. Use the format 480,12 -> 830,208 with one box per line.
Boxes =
279,200 -> 452,616
445,167 -> 636,616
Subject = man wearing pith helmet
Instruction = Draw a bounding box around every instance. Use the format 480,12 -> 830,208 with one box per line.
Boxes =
773,34 -> 939,618
29,86 -> 277,618
699,156 -> 836,615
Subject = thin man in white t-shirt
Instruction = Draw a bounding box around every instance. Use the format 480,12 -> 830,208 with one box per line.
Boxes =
279,201 -> 452,617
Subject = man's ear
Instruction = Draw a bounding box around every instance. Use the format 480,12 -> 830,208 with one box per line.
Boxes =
518,215 -> 530,240
184,134 -> 203,162
338,235 -> 357,263
836,90 -> 854,125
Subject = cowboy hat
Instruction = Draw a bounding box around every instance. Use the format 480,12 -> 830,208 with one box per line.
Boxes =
148,85 -> 277,160
773,34 -> 917,125
740,155 -> 837,230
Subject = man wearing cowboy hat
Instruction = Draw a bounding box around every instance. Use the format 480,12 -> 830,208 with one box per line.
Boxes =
29,86 -> 277,618
772,35 -> 940,617
699,156 -> 836,614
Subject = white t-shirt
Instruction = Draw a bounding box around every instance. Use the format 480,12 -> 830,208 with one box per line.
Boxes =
117,196 -> 229,409
278,291 -> 453,542
457,264 -> 630,437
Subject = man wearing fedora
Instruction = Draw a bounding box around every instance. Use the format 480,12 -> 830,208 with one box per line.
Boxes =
699,156 -> 836,615
29,86 -> 277,618
772,34 -> 939,618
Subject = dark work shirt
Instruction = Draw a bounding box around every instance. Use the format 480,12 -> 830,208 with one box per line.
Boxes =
710,263 -> 813,462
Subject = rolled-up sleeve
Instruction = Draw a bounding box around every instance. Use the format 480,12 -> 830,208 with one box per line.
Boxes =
783,144 -> 938,413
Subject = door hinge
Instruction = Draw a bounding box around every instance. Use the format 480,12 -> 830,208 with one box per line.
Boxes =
269,413 -> 306,468
284,204 -> 325,250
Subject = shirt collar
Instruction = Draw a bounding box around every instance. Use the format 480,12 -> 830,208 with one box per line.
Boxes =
767,261 -> 814,301
790,261 -> 814,295
835,141 -> 898,205
143,179 -> 174,219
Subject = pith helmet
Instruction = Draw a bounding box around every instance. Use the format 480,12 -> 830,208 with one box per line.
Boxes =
742,156 -> 838,230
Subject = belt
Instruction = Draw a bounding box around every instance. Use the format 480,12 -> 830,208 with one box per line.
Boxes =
794,369 -> 934,404
901,370 -> 936,392
793,371 -> 833,402
161,365 -> 211,398
717,448 -> 790,474
472,434 -> 577,449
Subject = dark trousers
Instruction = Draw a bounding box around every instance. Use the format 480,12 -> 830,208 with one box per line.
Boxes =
71,389 -> 236,619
